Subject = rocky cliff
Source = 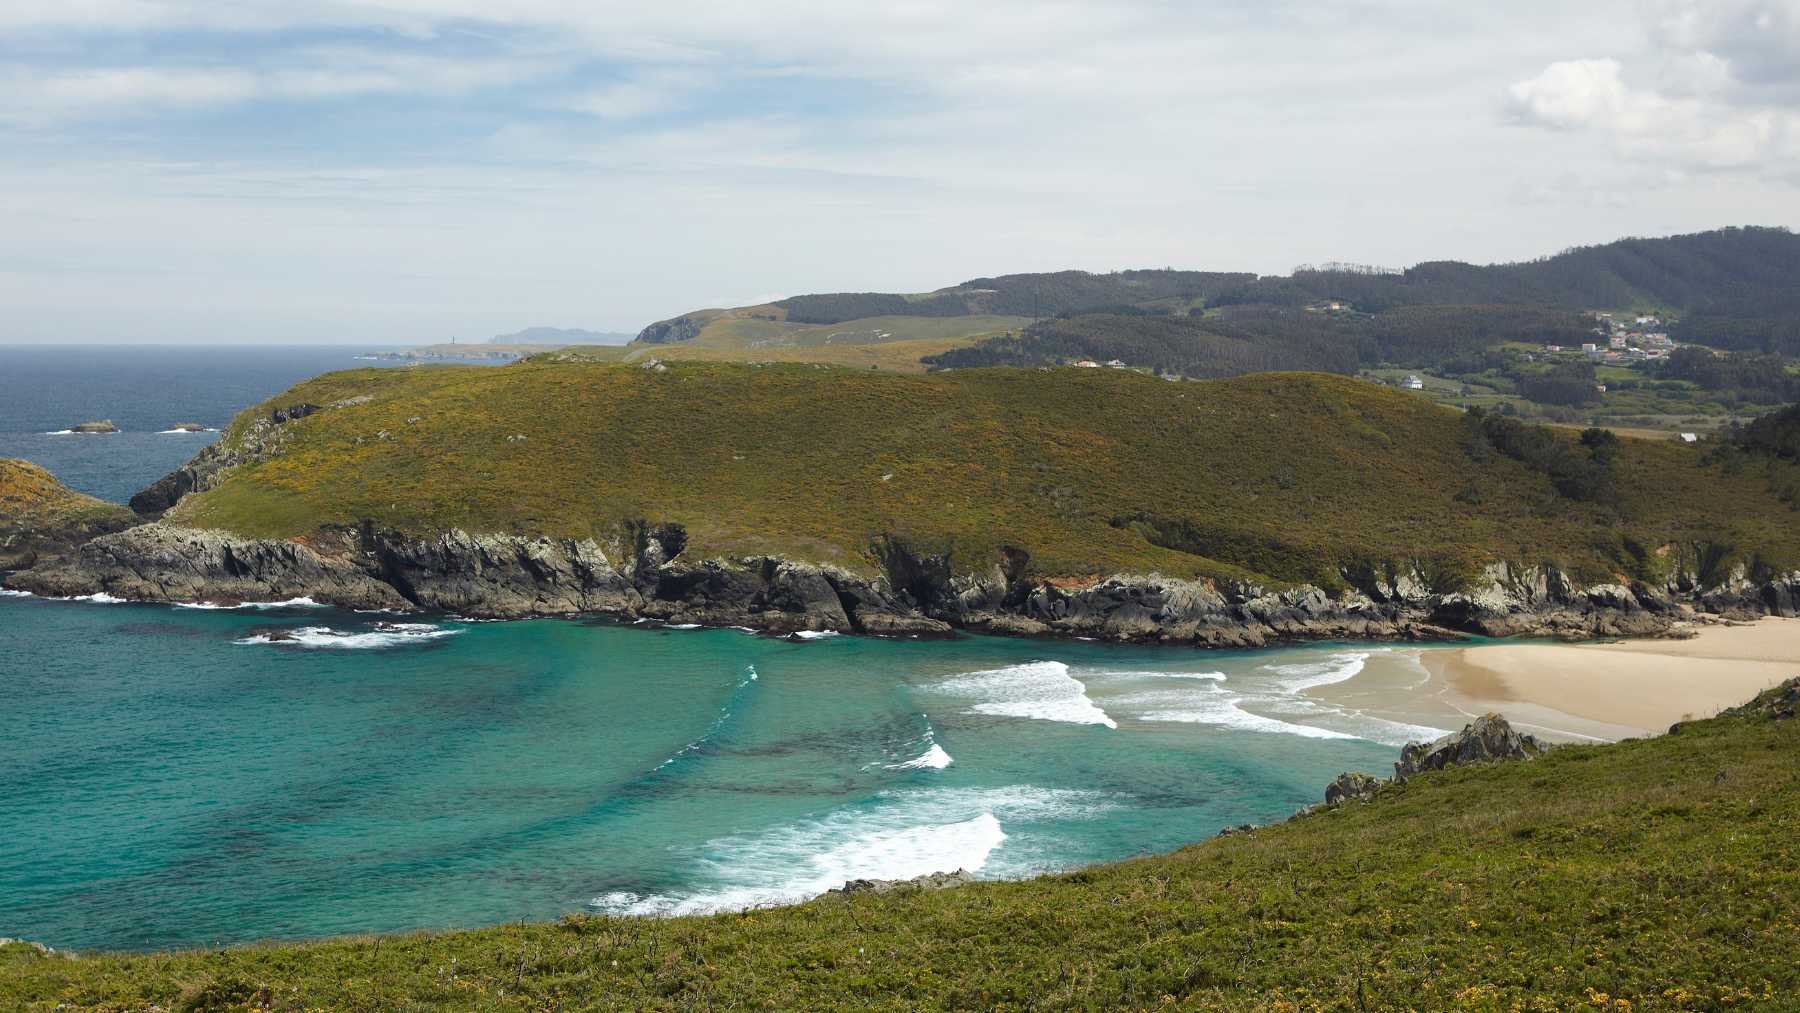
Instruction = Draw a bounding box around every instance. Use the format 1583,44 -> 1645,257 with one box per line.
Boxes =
10,514 -> 1800,644
0,459 -> 139,571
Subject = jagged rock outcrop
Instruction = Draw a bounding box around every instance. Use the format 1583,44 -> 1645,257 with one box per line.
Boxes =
6,524 -> 409,610
69,420 -> 118,433
1316,714 -> 1543,818
16,514 -> 1800,644
635,313 -> 709,344
1393,714 -> 1545,782
372,529 -> 641,616
1324,771 -> 1381,805
831,869 -> 975,895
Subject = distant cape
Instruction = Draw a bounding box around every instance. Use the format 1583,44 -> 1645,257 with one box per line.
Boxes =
489,327 -> 633,345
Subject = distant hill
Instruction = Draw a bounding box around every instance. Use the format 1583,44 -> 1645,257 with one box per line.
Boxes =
490,327 -> 633,345
630,227 -> 1800,372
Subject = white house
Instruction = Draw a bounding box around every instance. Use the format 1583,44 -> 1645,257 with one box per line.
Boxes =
1401,374 -> 1425,390
1104,359 -> 1127,368
1071,359 -> 1100,368
1679,433 -> 1698,443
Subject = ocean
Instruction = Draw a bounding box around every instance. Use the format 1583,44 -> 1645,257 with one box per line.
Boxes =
0,345 -> 1442,952
0,344 -> 494,504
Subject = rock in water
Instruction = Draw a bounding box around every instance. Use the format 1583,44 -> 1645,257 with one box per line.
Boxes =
1324,771 -> 1381,805
164,421 -> 207,432
69,419 -> 118,433
1393,713 -> 1544,782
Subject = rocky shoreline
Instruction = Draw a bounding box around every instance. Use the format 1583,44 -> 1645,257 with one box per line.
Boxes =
8,516 -> 1800,647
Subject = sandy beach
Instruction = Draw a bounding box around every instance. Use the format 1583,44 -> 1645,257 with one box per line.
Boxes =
1308,617 -> 1800,743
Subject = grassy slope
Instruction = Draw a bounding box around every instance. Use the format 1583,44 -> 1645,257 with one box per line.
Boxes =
0,459 -> 134,528
621,312 -> 1033,372
168,363 -> 1800,585
4,706 -> 1795,1010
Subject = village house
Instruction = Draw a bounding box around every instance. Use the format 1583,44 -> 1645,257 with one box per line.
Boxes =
1401,374 -> 1425,390
1070,359 -> 1100,368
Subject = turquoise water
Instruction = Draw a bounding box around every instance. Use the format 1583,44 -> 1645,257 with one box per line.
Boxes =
0,593 -> 1436,952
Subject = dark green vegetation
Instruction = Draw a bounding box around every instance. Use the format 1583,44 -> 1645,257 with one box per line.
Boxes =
6,692 -> 1797,1010
1213,226 -> 1800,319
0,459 -> 137,569
159,363 -> 1800,590
769,269 -> 1256,324
924,304 -> 1594,378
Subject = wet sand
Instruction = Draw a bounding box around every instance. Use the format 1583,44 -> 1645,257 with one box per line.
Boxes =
1306,618 -> 1800,743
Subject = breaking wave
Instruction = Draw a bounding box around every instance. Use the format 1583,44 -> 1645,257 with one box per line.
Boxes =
1125,684 -> 1359,739
588,786 -> 1113,917
1262,650 -> 1375,692
935,661 -> 1116,728
233,622 -> 460,649
54,592 -> 127,604
175,597 -> 327,611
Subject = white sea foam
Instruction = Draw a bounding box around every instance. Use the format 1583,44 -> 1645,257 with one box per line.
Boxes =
588,786 -> 1113,917
1112,685 -> 1357,739
174,597 -> 326,611
1104,669 -> 1227,682
889,742 -> 954,770
1262,650 -> 1374,692
157,427 -> 217,434
234,623 -> 460,649
56,592 -> 127,604
936,661 -> 1116,728
791,630 -> 839,640
664,623 -> 703,630
0,588 -> 33,598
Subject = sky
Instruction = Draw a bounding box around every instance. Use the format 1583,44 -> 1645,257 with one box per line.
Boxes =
1,0 -> 1797,344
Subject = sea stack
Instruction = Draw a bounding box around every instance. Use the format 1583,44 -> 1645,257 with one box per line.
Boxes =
69,420 -> 119,433
164,422 -> 208,432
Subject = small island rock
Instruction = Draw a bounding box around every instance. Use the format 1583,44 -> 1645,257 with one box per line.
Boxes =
69,420 -> 118,433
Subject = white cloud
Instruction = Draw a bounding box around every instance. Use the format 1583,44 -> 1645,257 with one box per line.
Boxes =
0,0 -> 1795,342
1506,3 -> 1800,176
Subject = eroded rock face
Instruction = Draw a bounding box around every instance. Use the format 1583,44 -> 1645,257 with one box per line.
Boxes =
372,529 -> 639,618
1393,714 -> 1545,782
6,524 -> 409,610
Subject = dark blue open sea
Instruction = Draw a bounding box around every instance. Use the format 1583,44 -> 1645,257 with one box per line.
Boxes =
0,344 -> 1448,953
0,345 -> 468,504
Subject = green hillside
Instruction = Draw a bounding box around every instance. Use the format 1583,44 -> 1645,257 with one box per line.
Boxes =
6,690 -> 1796,1010
0,459 -> 138,569
164,363 -> 1800,588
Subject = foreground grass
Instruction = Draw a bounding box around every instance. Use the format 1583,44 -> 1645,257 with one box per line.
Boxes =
170,362 -> 1800,587
3,707 -> 1795,1010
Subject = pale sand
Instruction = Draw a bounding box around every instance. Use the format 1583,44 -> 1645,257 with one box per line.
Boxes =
1305,618 -> 1800,744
